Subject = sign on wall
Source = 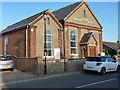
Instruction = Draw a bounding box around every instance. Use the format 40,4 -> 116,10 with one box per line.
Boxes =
54,48 -> 60,59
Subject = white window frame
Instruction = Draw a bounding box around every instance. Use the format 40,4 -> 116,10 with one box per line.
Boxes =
4,35 -> 8,55
70,30 -> 77,55
44,30 -> 52,56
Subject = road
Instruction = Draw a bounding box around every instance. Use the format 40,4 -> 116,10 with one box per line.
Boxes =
1,70 -> 120,88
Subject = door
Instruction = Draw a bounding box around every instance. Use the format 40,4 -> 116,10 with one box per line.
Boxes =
89,46 -> 96,56
54,48 -> 60,59
107,57 -> 117,71
81,46 -> 87,58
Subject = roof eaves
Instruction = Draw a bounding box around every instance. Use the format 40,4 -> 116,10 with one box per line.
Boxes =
29,9 -> 49,26
103,43 -> 117,51
2,23 -> 29,34
80,42 -> 88,44
49,11 -> 63,28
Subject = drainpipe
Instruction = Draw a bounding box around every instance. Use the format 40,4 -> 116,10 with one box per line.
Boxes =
26,25 -> 29,57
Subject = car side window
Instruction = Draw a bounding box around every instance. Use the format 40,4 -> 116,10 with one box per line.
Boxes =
108,57 -> 115,62
101,58 -> 107,62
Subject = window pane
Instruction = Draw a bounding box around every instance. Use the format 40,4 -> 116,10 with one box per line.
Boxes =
47,50 -> 51,56
5,36 -> 8,45
44,30 -> 52,56
71,48 -> 76,54
46,35 -> 51,41
46,43 -> 51,48
44,50 -> 52,56
45,30 -> 51,34
71,42 -> 76,47
70,31 -> 76,34
101,58 -> 107,62
70,35 -> 76,40
108,58 -> 113,62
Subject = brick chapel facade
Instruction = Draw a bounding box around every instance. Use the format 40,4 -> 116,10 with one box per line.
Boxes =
0,1 -> 103,59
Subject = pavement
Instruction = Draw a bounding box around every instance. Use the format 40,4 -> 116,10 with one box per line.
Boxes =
1,69 -> 36,83
0,69 -> 120,88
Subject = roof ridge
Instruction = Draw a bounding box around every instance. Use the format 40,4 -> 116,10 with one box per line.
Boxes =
52,2 -> 81,13
52,1 -> 82,20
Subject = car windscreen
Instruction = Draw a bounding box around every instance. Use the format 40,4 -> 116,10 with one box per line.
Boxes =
0,56 -> 12,61
85,57 -> 101,62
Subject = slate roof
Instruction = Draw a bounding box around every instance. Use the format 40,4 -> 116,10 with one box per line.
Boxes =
52,2 -> 81,21
2,9 -> 49,34
2,1 -> 82,34
103,41 -> 118,50
80,32 -> 93,43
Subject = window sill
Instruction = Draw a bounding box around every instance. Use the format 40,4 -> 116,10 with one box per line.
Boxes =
70,54 -> 78,56
43,56 -> 54,58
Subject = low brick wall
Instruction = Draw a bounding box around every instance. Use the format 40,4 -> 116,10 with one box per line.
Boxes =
12,56 -> 85,75
12,56 -> 39,74
45,59 -> 64,74
67,59 -> 85,71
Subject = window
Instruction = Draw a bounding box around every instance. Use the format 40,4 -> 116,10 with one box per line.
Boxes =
0,56 -> 12,61
4,36 -> 8,55
100,58 -> 107,62
70,31 -> 77,54
47,17 -> 50,25
108,58 -> 114,62
84,10 -> 86,17
44,30 -> 52,56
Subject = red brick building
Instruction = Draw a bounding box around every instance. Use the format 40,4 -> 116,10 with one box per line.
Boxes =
0,1 -> 103,59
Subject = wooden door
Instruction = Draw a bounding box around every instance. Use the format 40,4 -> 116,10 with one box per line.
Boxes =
89,46 -> 96,56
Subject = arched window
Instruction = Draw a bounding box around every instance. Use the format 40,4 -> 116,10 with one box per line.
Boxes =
84,10 -> 86,17
70,31 -> 77,54
44,30 -> 52,56
47,17 -> 50,25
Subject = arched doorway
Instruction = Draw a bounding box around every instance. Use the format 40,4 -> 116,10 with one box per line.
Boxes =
81,46 -> 86,58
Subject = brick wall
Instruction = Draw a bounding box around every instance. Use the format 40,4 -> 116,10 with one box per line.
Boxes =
12,55 -> 85,75
0,33 -> 2,55
2,35 -> 5,55
46,59 -> 64,74
28,26 -> 37,57
12,56 -> 43,74
65,26 -> 70,59
65,22 -> 103,58
99,31 -> 103,52
2,29 -> 26,57
67,59 -> 85,71
78,28 -> 81,58
2,27 -> 37,57
58,29 -> 64,58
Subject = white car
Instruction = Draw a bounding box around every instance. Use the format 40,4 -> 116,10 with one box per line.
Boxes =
0,55 -> 14,71
83,56 -> 120,75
